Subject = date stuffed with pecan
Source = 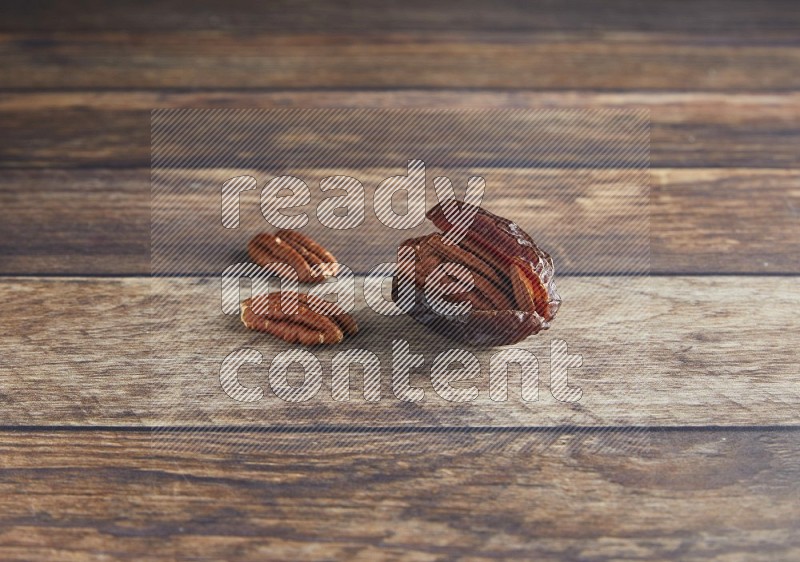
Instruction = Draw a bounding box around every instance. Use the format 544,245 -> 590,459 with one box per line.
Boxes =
241,291 -> 358,345
392,201 -> 560,346
248,230 -> 339,283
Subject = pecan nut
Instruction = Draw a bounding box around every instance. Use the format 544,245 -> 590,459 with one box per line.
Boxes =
393,202 -> 560,346
248,230 -> 339,283
241,291 -> 358,345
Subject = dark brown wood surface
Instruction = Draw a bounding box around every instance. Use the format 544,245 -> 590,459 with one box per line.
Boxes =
2,167 -> 797,275
4,0 -> 799,32
3,31 -> 800,91
0,429 -> 798,562
2,92 -> 799,168
0,1 -> 798,560
0,430 -> 800,562
2,276 -> 797,427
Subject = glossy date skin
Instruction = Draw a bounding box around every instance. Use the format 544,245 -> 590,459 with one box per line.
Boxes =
393,202 -> 561,346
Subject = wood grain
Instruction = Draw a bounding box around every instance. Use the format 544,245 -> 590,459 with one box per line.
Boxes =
3,0 -> 798,33
2,91 -> 798,168
0,276 -> 797,427
2,168 -> 798,275
147,108 -> 651,171
1,0 -> 796,558
0,428 -> 797,561
1,30 -> 799,91
0,169 -> 150,274
149,166 -> 651,276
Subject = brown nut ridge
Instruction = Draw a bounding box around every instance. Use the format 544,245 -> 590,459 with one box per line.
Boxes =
241,291 -> 357,346
392,201 -> 561,346
248,230 -> 339,283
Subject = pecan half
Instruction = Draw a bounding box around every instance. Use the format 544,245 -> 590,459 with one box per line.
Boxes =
392,202 -> 561,346
248,230 -> 339,283
241,291 -> 358,345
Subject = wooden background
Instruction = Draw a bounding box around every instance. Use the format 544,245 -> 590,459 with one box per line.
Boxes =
1,1 -> 799,560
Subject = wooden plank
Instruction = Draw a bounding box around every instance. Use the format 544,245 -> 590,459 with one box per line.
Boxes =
651,168 -> 800,273
0,169 -> 150,274
148,108 -> 651,171
0,276 -> 797,427
149,166 -> 652,277
3,0 -> 798,33
1,92 -> 798,168
1,31 -> 799,91
0,428 -> 797,561
2,168 -> 798,275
